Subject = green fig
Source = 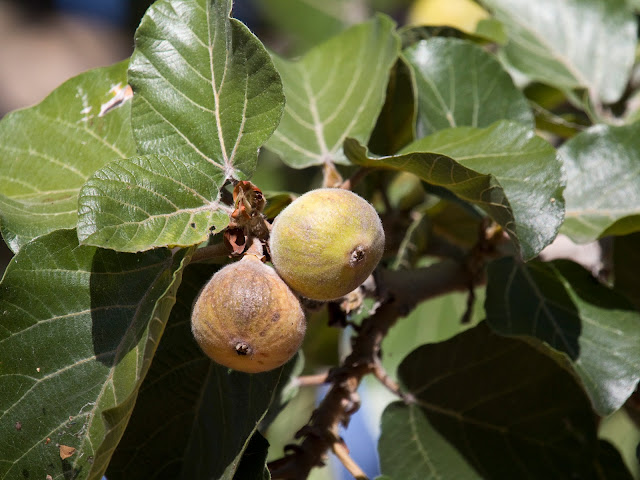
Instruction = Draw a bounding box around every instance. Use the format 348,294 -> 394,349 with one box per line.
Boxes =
269,188 -> 385,301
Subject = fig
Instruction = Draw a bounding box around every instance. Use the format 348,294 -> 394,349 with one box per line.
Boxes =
269,188 -> 385,301
191,255 -> 306,373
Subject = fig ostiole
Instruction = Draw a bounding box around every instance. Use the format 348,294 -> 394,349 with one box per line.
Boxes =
269,188 -> 385,301
191,255 -> 306,373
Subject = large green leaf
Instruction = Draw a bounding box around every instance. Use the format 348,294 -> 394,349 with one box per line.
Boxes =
106,264 -> 298,479
346,120 -> 564,260
561,124 -> 640,243
80,0 -> 285,252
77,155 -> 230,252
266,15 -> 400,168
483,0 -> 636,104
379,402 -> 481,480
385,322 -> 612,478
404,37 -> 533,135
485,257 -> 640,415
0,229 -> 190,480
0,62 -> 135,253
129,0 -> 284,179
379,405 -> 633,480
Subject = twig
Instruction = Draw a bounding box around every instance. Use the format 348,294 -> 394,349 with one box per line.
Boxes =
371,359 -> 414,404
460,219 -> 504,324
332,440 -> 369,480
460,285 -> 476,324
296,373 -> 329,387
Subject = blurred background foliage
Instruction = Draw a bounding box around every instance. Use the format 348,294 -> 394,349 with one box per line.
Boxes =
2,0 -> 639,478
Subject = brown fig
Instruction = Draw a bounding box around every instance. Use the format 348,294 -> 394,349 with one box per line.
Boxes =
191,255 -> 306,373
269,188 -> 385,301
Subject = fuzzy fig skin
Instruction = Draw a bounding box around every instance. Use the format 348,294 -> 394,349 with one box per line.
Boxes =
191,255 -> 306,373
269,188 -> 385,301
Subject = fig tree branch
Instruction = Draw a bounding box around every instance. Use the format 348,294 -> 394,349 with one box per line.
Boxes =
332,439 -> 369,480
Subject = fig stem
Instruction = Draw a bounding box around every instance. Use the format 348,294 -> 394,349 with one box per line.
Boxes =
244,236 -> 265,259
322,161 -> 343,188
371,359 -> 415,404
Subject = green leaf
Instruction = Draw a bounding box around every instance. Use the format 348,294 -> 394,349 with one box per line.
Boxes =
482,0 -> 636,104
485,257 -> 640,415
393,322 -> 602,478
368,57 -> 417,156
77,155 -> 230,252
81,0 -> 287,252
106,264 -> 297,479
346,120 -> 564,260
129,0 -> 284,180
179,363 -> 294,479
404,38 -> 533,135
381,287 -> 485,382
530,104 -> 587,140
378,402 -> 481,480
258,0 -> 353,53
0,229 -> 190,480
474,18 -> 507,44
0,61 -> 136,253
266,15 -> 400,168
405,121 -> 564,260
561,123 -> 640,243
